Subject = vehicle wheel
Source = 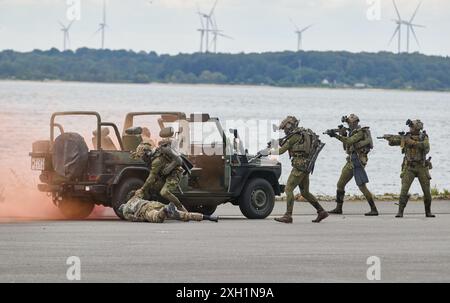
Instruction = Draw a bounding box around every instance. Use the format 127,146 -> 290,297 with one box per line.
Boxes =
112,177 -> 144,219
187,205 -> 217,216
58,198 -> 95,220
239,178 -> 275,219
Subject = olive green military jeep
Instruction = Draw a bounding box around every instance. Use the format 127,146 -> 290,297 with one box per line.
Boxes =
30,111 -> 283,219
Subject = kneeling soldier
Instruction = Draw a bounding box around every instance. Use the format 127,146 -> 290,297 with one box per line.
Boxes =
132,127 -> 189,213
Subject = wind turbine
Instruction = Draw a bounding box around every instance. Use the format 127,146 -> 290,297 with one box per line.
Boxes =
389,0 -> 403,53
290,19 -> 313,51
389,0 -> 425,53
405,1 -> 425,53
59,20 -> 75,51
95,0 -> 108,49
197,0 -> 219,53
209,13 -> 232,53
197,4 -> 206,52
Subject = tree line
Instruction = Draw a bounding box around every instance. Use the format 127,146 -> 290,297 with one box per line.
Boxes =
0,48 -> 449,91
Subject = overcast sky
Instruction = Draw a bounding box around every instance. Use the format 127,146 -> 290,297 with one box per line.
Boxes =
0,0 -> 449,56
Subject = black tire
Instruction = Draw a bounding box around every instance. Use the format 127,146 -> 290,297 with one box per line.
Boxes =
239,178 -> 275,219
58,198 -> 95,220
112,177 -> 144,219
187,205 -> 218,216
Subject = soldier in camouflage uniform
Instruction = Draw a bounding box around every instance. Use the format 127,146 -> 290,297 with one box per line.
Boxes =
326,114 -> 379,216
132,128 -> 188,213
273,116 -> 329,224
117,197 -> 218,223
380,119 -> 435,218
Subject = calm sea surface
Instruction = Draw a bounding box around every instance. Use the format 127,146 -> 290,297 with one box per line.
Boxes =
1,80 -> 449,195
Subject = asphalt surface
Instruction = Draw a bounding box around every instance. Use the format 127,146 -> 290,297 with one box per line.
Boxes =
1,201 -> 450,283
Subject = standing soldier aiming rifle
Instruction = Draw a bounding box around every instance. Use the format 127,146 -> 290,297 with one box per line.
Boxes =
270,116 -> 329,224
378,119 -> 435,218
324,114 -> 379,216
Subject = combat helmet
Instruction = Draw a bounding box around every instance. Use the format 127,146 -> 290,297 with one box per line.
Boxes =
342,114 -> 360,130
406,119 -> 423,130
342,114 -> 360,124
279,116 -> 299,134
407,119 -> 423,132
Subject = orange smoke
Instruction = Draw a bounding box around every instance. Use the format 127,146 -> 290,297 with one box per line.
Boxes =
0,168 -> 110,221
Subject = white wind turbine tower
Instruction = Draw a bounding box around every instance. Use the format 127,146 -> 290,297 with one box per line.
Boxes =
95,0 -> 108,49
210,12 -> 232,53
197,0 -> 219,53
197,4 -> 206,52
404,1 -> 425,53
290,19 -> 313,51
389,0 -> 425,54
59,20 -> 75,51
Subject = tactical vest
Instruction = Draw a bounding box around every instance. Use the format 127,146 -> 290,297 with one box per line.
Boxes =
402,133 -> 429,163
345,127 -> 373,154
156,140 -> 175,162
289,128 -> 316,157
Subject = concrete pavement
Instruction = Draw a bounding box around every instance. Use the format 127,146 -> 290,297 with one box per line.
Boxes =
1,201 -> 450,283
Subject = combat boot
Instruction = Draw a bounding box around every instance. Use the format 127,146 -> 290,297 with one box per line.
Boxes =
395,195 -> 409,218
274,214 -> 293,224
329,190 -> 345,214
312,210 -> 329,223
425,201 -> 436,218
365,199 -> 379,216
203,215 -> 219,222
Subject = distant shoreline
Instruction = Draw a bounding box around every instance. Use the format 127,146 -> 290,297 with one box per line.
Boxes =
1,49 -> 449,92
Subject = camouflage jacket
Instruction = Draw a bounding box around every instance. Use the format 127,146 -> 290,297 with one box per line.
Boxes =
277,128 -> 312,172
336,127 -> 371,165
122,196 -> 150,222
388,132 -> 430,164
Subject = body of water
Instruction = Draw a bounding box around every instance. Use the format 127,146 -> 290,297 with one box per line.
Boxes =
1,81 -> 449,196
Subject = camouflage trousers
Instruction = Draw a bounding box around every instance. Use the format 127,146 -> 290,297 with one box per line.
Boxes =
138,202 -> 167,223
337,161 -> 373,202
136,202 -> 203,223
143,171 -> 187,212
399,164 -> 432,205
285,168 -> 324,215
159,175 -> 186,211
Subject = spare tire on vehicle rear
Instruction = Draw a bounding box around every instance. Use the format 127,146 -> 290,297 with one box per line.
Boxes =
52,133 -> 89,180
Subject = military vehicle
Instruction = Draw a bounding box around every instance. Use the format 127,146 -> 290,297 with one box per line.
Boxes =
30,111 -> 284,219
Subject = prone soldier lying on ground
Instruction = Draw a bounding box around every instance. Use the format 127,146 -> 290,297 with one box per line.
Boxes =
117,196 -> 219,223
